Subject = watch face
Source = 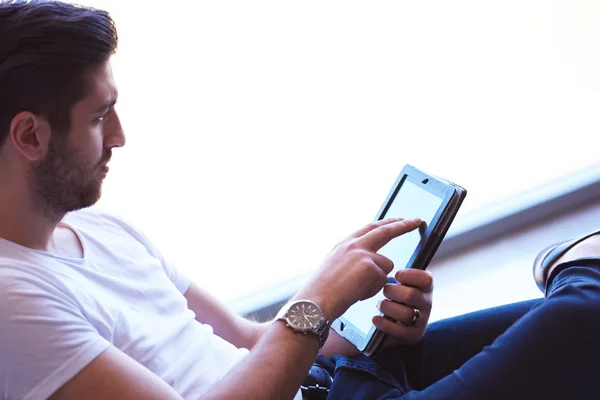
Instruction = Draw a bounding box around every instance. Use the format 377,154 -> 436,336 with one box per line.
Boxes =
287,301 -> 323,331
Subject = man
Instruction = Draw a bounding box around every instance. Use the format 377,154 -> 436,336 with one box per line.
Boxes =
1,2 -> 600,400
0,2 -> 433,399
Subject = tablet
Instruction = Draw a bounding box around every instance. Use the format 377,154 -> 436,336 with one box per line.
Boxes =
331,164 -> 466,356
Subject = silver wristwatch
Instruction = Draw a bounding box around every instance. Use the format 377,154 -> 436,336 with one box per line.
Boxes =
276,300 -> 330,349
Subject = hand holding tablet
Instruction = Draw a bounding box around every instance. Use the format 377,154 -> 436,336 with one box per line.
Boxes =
330,164 -> 467,356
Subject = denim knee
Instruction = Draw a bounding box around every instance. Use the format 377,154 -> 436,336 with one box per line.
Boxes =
545,258 -> 600,297
544,262 -> 600,335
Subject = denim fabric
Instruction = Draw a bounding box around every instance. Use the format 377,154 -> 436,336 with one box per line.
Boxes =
327,259 -> 600,400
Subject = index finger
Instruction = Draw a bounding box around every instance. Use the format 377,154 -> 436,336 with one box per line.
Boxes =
345,217 -> 406,241
360,218 -> 422,251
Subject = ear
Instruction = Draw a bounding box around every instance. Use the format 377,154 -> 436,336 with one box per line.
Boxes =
9,111 -> 52,162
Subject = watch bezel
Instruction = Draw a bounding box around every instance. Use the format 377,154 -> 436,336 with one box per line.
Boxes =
284,300 -> 325,332
277,299 -> 330,349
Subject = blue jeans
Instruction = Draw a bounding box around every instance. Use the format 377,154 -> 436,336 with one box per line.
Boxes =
323,258 -> 600,399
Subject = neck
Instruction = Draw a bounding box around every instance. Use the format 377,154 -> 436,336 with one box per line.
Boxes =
0,173 -> 63,252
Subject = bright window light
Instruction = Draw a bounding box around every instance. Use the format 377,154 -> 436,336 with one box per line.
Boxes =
66,0 -> 600,304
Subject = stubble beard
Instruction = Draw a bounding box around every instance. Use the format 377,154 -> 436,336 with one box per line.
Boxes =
30,137 -> 108,221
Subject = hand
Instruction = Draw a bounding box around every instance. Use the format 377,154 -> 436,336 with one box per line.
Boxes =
294,217 -> 422,321
372,268 -> 433,345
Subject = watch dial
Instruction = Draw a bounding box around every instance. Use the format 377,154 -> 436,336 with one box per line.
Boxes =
288,301 -> 322,330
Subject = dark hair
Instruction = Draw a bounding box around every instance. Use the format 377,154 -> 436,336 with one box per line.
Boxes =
0,0 -> 118,149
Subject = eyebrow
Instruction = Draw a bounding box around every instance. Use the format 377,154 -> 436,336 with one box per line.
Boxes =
94,98 -> 118,114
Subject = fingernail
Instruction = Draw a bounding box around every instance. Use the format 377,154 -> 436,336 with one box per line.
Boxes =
376,300 -> 381,310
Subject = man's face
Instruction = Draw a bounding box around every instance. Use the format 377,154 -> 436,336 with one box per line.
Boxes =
30,61 -> 125,217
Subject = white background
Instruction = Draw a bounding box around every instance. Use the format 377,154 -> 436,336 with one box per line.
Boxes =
71,0 -> 600,305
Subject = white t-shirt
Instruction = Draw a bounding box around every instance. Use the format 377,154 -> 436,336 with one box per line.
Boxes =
0,207 -> 251,400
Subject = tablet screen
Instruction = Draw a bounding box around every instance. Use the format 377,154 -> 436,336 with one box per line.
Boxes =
339,177 -> 444,334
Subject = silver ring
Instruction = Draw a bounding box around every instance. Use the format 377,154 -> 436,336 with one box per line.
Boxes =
408,308 -> 420,326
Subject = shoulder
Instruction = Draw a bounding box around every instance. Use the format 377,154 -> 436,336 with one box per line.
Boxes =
65,206 -> 148,241
65,205 -> 133,229
65,206 -> 164,262
0,268 -> 100,343
0,269 -> 79,317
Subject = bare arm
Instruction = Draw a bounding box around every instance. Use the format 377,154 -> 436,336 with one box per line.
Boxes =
49,347 -> 183,400
184,284 -> 339,398
184,282 -> 267,350
183,250 -> 433,360
205,217 -> 423,399
49,217 -> 420,399
184,282 -> 361,358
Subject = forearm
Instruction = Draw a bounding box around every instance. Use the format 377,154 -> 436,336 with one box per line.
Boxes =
205,320 -> 319,399
184,283 -> 271,351
248,306 -> 360,359
190,216 -> 425,398
320,328 -> 361,358
234,319 -> 270,350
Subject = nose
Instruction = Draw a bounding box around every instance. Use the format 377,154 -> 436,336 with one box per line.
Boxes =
105,109 -> 126,149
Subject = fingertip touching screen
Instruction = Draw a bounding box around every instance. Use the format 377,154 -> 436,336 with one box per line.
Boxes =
339,176 -> 445,335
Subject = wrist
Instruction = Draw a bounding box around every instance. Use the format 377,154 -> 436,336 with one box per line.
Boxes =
277,299 -> 331,349
273,318 -> 322,351
290,291 -> 337,323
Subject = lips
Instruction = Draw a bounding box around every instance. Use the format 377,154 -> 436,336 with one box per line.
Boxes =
100,152 -> 112,174
100,159 -> 110,174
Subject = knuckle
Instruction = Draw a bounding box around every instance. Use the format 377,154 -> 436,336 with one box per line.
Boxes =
369,221 -> 383,229
378,224 -> 394,237
346,239 -> 361,251
366,260 -> 379,273
384,284 -> 406,302
382,223 -> 395,234
337,239 -> 360,253
404,287 -> 420,304
358,257 -> 376,275
380,300 -> 410,321
397,288 -> 412,304
365,256 -> 378,270
355,249 -> 370,263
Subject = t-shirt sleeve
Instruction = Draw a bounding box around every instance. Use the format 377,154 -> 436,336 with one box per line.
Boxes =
129,230 -> 191,294
93,208 -> 191,294
0,276 -> 111,400
150,250 -> 191,295
102,211 -> 191,294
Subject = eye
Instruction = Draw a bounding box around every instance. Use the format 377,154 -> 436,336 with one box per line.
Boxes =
94,106 -> 114,123
96,113 -> 109,122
